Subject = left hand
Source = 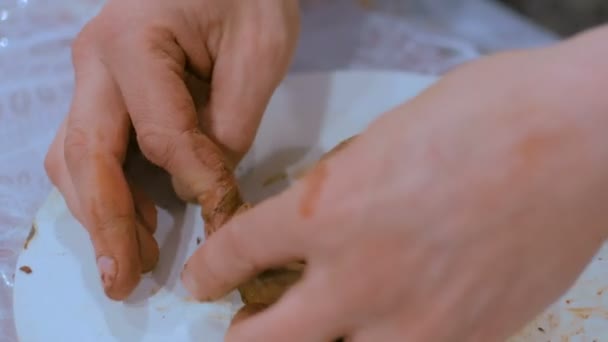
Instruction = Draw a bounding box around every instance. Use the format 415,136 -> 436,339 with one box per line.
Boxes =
181,27 -> 608,341
44,0 -> 299,300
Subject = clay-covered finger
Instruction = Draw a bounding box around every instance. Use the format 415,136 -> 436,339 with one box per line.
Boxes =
63,43 -> 141,300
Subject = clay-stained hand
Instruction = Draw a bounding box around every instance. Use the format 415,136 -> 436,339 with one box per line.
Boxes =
181,27 -> 608,341
44,0 -> 300,300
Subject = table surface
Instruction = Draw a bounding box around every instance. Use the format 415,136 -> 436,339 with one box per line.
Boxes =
0,0 -> 556,340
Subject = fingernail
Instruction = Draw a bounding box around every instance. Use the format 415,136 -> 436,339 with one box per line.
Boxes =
97,256 -> 117,291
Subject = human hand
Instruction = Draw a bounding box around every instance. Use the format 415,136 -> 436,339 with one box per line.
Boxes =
44,0 -> 299,300
181,29 -> 608,341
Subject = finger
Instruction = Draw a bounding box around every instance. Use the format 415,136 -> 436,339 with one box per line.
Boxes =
108,32 -> 239,218
44,119 -> 84,223
171,54 -> 209,203
226,278 -> 348,342
197,12 -> 300,162
135,219 -> 159,273
64,42 -> 141,300
130,182 -> 158,233
127,168 -> 159,272
180,189 -> 306,301
122,144 -> 159,233
170,175 -> 198,203
49,116 -> 158,284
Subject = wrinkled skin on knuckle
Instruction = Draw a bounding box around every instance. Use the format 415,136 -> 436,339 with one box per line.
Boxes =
130,25 -> 186,69
189,130 -> 230,172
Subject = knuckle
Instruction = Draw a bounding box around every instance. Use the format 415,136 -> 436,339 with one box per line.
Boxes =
134,26 -> 170,49
257,24 -> 294,61
246,32 -> 284,61
189,131 -> 226,172
132,26 -> 184,64
263,30 -> 291,52
211,125 -> 254,161
136,124 -> 178,168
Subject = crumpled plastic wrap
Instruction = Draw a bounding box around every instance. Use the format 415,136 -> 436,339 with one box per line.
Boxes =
0,0 -> 555,340
0,1 -> 101,340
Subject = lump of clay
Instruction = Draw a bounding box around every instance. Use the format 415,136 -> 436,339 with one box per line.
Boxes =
238,262 -> 305,305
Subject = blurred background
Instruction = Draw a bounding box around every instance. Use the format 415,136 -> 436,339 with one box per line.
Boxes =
0,0 -> 605,340
501,0 -> 608,36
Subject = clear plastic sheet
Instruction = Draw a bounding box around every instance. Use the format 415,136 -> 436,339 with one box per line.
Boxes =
0,0 -> 555,340
0,1 -> 101,339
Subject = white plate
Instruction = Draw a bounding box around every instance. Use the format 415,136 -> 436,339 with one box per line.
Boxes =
13,70 -> 436,342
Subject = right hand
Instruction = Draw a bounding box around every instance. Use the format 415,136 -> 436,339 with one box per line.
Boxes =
44,0 -> 300,300
181,27 -> 608,340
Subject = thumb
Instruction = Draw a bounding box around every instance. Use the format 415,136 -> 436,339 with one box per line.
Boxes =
63,52 -> 143,300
